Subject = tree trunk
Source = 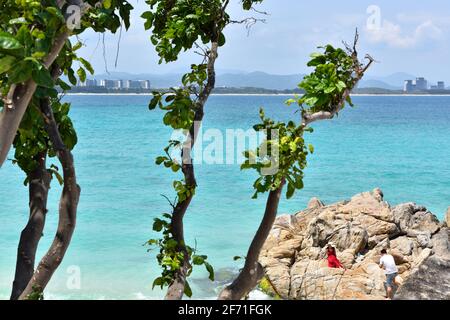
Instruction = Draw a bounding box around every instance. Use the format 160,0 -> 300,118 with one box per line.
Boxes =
18,98 -> 80,300
164,42 -> 219,300
218,181 -> 285,300
10,153 -> 51,300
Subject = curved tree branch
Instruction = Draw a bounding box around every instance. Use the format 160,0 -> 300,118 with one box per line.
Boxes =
10,153 -> 51,300
218,180 -> 285,300
165,42 -> 219,300
18,97 -> 80,300
218,31 -> 375,300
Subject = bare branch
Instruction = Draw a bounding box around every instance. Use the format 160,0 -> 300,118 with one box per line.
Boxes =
230,17 -> 267,35
160,194 -> 176,210
250,6 -> 270,16
102,33 -> 109,74
19,97 -> 80,300
114,22 -> 123,68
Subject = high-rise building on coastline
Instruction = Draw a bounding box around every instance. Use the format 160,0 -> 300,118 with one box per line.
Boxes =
83,79 -> 151,90
78,79 -> 97,87
415,77 -> 428,91
430,81 -> 446,91
404,80 -> 414,92
123,80 -> 151,89
403,77 -> 438,92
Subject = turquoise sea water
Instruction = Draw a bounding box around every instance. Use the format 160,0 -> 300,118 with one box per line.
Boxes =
0,95 -> 449,299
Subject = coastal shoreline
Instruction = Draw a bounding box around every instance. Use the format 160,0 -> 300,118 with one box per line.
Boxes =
64,93 -> 450,97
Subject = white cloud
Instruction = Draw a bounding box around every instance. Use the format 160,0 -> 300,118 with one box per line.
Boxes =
366,19 -> 443,48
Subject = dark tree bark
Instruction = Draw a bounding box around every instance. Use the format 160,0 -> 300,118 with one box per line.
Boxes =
10,153 -> 51,300
218,181 -> 285,300
18,97 -> 80,300
165,42 -> 219,300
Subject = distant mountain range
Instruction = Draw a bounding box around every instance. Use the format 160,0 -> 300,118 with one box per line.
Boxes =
88,71 -> 442,91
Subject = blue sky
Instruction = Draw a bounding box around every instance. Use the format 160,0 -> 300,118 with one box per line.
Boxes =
77,0 -> 450,82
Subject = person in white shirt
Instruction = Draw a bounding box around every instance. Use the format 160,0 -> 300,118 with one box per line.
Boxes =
379,249 -> 399,300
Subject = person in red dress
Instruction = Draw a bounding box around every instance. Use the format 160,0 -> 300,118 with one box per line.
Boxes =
326,244 -> 345,269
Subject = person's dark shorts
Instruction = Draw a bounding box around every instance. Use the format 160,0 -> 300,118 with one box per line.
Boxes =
385,272 -> 398,288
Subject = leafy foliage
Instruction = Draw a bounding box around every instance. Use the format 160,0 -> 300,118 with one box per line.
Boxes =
26,285 -> 44,300
13,97 -> 77,182
243,44 -> 361,200
142,0 -> 228,63
241,108 -> 311,199
1,1 -> 133,182
142,0 -> 262,63
146,213 -> 214,298
0,1 -> 133,94
242,0 -> 264,10
291,45 -> 357,114
144,0 -> 265,298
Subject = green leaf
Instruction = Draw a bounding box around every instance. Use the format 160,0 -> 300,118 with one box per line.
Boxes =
103,0 -> 112,9
204,261 -> 214,281
78,58 -> 94,75
149,97 -> 159,110
153,219 -> 164,232
0,32 -> 23,50
310,52 -> 323,58
152,277 -> 164,289
155,156 -> 167,165
308,144 -> 314,154
324,86 -> 335,94
218,33 -> 226,47
286,182 -> 295,199
57,78 -> 72,91
0,55 -> 16,73
32,68 -> 54,88
9,60 -> 32,83
192,255 -> 205,265
49,168 -> 64,186
72,42 -> 83,51
68,69 -> 77,86
184,281 -> 192,298
9,17 -> 27,25
77,67 -> 86,83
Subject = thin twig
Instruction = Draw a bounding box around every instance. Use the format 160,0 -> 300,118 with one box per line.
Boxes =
102,33 -> 109,74
114,22 -> 123,68
161,194 -> 176,210
230,17 -> 267,36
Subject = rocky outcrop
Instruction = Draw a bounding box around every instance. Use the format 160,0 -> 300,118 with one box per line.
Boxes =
394,256 -> 450,300
446,207 -> 450,228
259,189 -> 450,300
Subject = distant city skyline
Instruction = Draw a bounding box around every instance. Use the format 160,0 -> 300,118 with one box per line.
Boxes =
403,77 -> 446,92
75,1 -> 450,84
76,71 -> 448,91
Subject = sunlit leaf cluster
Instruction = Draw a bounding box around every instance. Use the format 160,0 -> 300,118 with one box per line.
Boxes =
142,0 -> 228,63
146,213 -> 214,298
241,108 -> 311,199
293,44 -> 357,114
1,1 -> 133,183
244,44 -> 359,200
